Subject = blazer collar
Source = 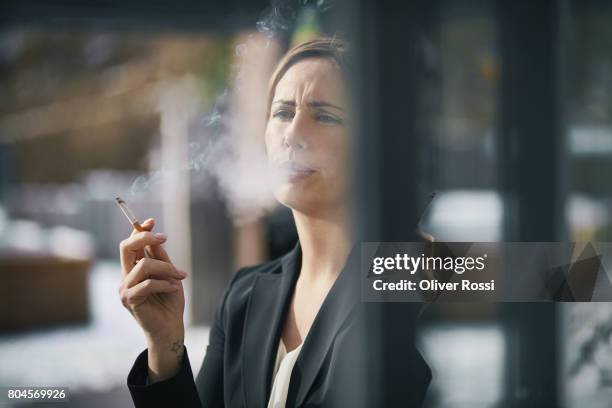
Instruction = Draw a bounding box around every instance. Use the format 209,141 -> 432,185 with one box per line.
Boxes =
242,241 -> 302,408
241,241 -> 361,408
287,243 -> 361,407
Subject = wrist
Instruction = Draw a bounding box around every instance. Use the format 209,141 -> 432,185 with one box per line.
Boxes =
146,330 -> 185,383
145,324 -> 185,348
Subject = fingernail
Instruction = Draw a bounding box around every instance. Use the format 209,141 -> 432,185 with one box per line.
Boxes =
154,232 -> 167,240
178,269 -> 189,277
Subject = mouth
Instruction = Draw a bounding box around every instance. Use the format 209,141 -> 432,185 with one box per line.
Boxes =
277,161 -> 316,182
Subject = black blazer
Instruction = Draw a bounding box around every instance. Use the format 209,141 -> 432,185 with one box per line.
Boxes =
127,242 -> 432,407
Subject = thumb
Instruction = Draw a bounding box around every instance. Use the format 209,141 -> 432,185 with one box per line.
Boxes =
141,218 -> 172,264
131,218 -> 155,237
141,218 -> 155,231
148,238 -> 172,264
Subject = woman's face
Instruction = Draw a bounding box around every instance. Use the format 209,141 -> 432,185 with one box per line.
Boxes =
265,57 -> 349,215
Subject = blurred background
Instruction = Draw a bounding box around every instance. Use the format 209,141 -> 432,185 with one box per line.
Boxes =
0,0 -> 611,407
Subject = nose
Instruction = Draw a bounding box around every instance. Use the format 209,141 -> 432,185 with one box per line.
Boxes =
283,112 -> 308,151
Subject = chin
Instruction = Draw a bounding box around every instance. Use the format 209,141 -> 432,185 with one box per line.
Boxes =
273,183 -> 316,211
273,184 -> 346,216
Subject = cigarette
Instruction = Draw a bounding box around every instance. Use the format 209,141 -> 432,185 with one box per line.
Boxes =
115,197 -> 144,232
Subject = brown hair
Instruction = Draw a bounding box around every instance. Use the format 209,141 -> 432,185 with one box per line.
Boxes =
265,36 -> 349,120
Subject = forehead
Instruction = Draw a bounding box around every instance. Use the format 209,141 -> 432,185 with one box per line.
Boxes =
274,58 -> 345,102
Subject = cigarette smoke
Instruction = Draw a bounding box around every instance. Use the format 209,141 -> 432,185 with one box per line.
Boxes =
128,0 -> 334,224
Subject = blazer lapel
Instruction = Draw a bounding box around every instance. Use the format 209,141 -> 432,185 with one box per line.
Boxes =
287,244 -> 362,408
242,193 -> 435,407
242,242 -> 301,408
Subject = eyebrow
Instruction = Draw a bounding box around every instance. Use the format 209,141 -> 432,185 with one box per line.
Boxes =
272,99 -> 345,112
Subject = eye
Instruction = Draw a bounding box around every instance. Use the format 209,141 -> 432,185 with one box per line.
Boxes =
272,109 -> 294,121
316,113 -> 342,124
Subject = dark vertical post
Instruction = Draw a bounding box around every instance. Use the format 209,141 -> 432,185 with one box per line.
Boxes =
348,0 -> 427,243
498,0 -> 569,406
498,0 -> 568,242
336,0 -> 432,405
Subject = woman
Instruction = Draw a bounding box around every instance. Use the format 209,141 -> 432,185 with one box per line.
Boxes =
120,37 -> 431,407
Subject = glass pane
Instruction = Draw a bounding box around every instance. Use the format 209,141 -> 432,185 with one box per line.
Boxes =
564,1 -> 612,406
416,2 -> 505,407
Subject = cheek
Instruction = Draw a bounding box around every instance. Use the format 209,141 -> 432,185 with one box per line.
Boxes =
318,132 -> 349,179
325,131 -> 349,163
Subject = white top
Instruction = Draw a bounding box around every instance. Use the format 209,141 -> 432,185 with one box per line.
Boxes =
266,340 -> 304,408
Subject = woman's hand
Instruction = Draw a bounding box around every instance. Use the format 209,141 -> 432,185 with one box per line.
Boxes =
118,218 -> 188,381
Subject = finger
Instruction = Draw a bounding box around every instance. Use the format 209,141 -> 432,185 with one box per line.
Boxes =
122,231 -> 167,252
124,257 -> 187,289
141,219 -> 171,263
120,278 -> 180,309
141,218 -> 155,231
120,231 -> 167,275
123,218 -> 156,267
130,218 -> 155,238
146,239 -> 172,263
138,218 -> 170,263
131,219 -> 155,261
139,218 -> 156,259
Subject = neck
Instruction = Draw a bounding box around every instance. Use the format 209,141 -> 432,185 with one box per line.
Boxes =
292,205 -> 352,282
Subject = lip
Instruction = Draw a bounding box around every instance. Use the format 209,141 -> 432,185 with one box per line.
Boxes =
278,161 -> 316,182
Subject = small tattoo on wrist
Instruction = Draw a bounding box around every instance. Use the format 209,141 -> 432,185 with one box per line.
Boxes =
170,340 -> 183,360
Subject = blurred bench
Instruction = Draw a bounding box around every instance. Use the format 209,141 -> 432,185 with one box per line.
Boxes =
0,249 -> 90,332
